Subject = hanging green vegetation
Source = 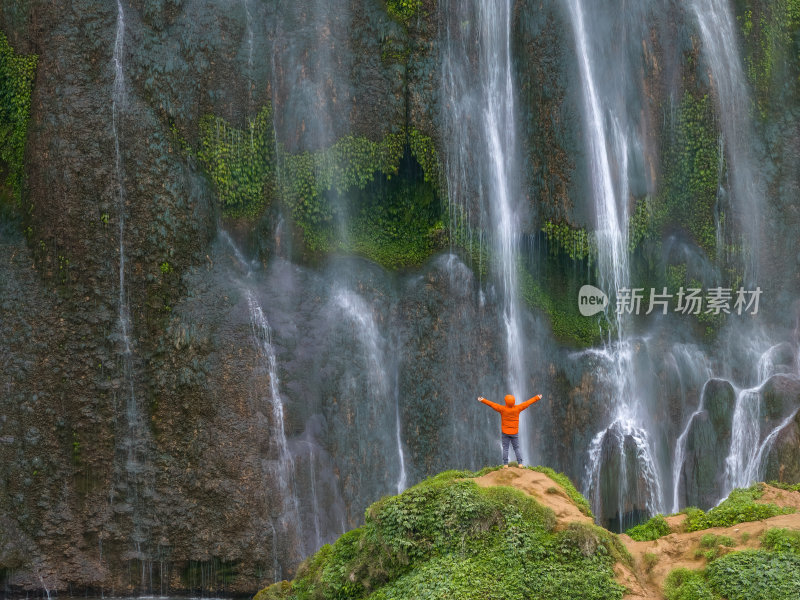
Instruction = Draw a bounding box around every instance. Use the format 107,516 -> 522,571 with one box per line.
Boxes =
409,129 -> 442,193
541,220 -> 595,262
738,0 -> 800,118
0,32 -> 38,206
277,131 -> 406,245
345,173 -> 445,269
630,92 -> 719,257
197,104 -> 275,219
386,0 -> 423,25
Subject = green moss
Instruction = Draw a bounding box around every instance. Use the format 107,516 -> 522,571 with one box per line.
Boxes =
684,484 -> 795,532
541,221 -> 595,262
270,468 -> 625,600
661,92 -> 720,255
346,173 -> 445,269
408,129 -> 441,193
0,32 -> 37,207
386,0 -> 422,24
197,104 -> 275,219
196,109 -> 446,268
519,264 -> 608,348
625,514 -> 671,541
738,0 -> 800,119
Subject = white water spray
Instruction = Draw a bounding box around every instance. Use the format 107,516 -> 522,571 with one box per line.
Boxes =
567,0 -> 664,522
333,288 -> 408,493
477,0 -> 527,436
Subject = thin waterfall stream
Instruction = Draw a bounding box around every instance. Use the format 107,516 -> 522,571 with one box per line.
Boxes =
567,0 -> 664,527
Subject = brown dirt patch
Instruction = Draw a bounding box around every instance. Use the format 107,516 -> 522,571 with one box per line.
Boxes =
472,467 -> 594,529
619,484 -> 800,598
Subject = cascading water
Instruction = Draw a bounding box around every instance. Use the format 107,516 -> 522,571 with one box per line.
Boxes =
246,292 -> 302,554
567,0 -> 664,526
691,0 -> 762,281
220,232 -> 302,578
111,0 -> 154,582
242,0 -> 254,110
719,343 -> 800,499
442,0 -> 528,457
112,0 -> 129,357
332,287 -> 407,494
670,346 -> 714,513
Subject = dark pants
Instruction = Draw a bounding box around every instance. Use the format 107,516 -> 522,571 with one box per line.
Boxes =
502,433 -> 523,465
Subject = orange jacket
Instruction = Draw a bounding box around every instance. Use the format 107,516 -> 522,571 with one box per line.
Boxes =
480,394 -> 541,435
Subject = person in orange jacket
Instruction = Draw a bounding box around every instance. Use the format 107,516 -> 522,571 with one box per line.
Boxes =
478,394 -> 542,468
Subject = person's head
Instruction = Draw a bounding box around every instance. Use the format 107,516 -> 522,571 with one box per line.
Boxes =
504,394 -> 515,407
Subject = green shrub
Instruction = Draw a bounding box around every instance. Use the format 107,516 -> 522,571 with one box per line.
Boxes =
767,481 -> 800,492
706,550 -> 800,599
625,514 -> 671,541
664,568 -> 715,600
761,528 -> 800,554
254,580 -> 294,600
699,533 -> 736,549
699,534 -> 719,548
685,484 -> 794,531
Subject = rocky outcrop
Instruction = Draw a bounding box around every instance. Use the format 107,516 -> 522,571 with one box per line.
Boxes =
680,379 -> 736,510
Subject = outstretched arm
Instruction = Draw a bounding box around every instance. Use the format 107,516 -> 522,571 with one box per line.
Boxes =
478,396 -> 503,412
517,394 -> 542,411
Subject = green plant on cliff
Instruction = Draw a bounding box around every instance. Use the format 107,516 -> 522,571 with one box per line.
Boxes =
761,528 -> 800,553
541,221 -> 595,262
197,104 -> 275,219
666,550 -> 800,600
0,32 -> 37,207
625,514 -> 671,541
347,173 -> 445,269
277,132 -> 405,247
386,0 -> 422,24
738,0 -> 800,118
659,92 -> 720,256
684,484 -> 794,532
256,468 -> 624,600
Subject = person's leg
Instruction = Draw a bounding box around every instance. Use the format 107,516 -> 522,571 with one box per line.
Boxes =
510,434 -> 523,466
501,434 -> 510,465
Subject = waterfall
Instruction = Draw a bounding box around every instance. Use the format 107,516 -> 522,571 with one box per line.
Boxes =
111,0 -> 153,579
442,0 -> 528,457
719,343 -> 798,497
670,347 -> 714,513
246,290 -> 302,578
242,0 -> 254,110
567,0 -> 664,525
332,287 -> 408,494
691,0 -> 761,281
112,0 -> 129,357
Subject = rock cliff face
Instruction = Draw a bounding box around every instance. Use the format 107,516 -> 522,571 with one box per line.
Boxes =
1,0 -> 800,595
